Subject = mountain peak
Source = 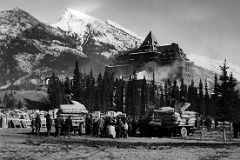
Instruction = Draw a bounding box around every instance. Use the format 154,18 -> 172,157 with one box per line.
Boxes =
60,8 -> 96,22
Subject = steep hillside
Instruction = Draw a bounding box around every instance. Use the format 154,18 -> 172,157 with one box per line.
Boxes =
0,8 -> 87,87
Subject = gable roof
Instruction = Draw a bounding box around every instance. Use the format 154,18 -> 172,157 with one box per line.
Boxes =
139,31 -> 159,51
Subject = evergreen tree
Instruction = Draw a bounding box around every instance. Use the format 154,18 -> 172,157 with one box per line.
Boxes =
131,76 -> 141,115
3,93 -> 8,107
114,79 -> 124,112
180,78 -> 187,99
72,61 -> 82,102
63,76 -> 71,95
218,60 -> 230,120
6,92 -> 16,109
188,79 -> 194,105
47,73 -> 63,109
95,73 -> 103,111
149,71 -> 156,106
84,69 -> 95,111
125,77 -> 133,115
204,80 -> 210,115
171,80 -> 179,101
228,72 -> 240,122
197,79 -> 205,115
141,77 -> 148,115
164,81 -> 170,106
159,87 -> 165,107
211,74 -> 220,117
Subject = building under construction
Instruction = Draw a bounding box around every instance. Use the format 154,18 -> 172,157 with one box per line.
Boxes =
106,31 -> 194,84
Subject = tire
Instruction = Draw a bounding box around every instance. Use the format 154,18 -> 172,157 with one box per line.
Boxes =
180,127 -> 188,137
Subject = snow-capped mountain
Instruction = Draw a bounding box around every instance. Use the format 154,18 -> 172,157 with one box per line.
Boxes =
188,53 -> 240,81
53,8 -> 142,59
0,8 -> 88,87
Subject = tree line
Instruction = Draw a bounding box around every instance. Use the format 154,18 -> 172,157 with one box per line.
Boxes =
47,60 -> 240,121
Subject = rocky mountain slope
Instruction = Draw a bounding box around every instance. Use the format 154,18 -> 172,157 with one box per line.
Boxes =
0,8 -> 88,87
0,8 -> 142,88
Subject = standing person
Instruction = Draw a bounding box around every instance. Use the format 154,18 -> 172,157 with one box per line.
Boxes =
55,114 -> 64,137
132,116 -> 138,137
116,117 -> 123,138
122,117 -> 128,138
35,114 -> 41,135
127,116 -> 133,137
89,114 -> 94,135
205,116 -> 212,132
97,116 -> 104,138
46,114 -> 52,136
65,115 -> 73,138
214,119 -> 218,130
85,114 -> 90,135
31,116 -> 35,134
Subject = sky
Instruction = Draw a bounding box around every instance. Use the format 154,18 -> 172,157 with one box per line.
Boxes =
1,0 -> 240,65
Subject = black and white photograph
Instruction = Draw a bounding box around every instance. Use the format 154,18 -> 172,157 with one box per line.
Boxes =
0,0 -> 240,159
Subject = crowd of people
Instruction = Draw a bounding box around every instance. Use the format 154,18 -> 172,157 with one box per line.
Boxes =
30,112 -> 154,138
31,114 -> 73,137
85,114 -> 153,138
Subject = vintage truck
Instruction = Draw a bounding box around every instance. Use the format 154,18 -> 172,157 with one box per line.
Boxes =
149,107 -> 199,137
58,101 -> 88,134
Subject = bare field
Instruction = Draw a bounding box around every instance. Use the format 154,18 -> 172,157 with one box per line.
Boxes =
1,128 -> 240,160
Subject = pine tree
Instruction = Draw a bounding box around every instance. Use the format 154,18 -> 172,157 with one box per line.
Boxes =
63,76 -> 71,95
171,80 -> 179,100
227,72 -> 240,122
164,81 -> 170,106
211,74 -> 220,117
47,73 -> 63,109
114,79 -> 124,112
3,93 -> 8,107
141,77 -> 148,115
131,76 -> 141,115
180,78 -> 186,99
218,60 -> 230,120
159,87 -> 165,107
95,73 -> 103,111
205,80 -> 210,116
125,77 -> 133,115
84,69 -> 95,111
197,79 -> 205,115
72,61 -> 82,102
149,71 -> 156,106
6,92 -> 16,109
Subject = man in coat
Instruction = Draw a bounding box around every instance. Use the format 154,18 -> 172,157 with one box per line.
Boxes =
55,114 -> 64,137
35,114 -> 41,135
65,115 -> 73,137
46,114 -> 53,136
97,116 -> 104,137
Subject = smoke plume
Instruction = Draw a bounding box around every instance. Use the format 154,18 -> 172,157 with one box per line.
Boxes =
137,61 -> 182,82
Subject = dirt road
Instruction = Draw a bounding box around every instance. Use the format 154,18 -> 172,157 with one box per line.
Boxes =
1,128 -> 240,160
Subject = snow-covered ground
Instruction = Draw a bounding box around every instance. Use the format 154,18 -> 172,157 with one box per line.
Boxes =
188,53 -> 240,81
